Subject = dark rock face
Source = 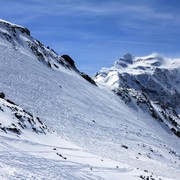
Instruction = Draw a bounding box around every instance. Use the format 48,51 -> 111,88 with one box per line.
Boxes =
61,55 -> 97,86
116,71 -> 180,109
113,84 -> 180,137
61,55 -> 76,68
0,92 -> 5,99
123,53 -> 133,64
114,53 -> 133,68
27,42 -> 45,61
80,72 -> 97,86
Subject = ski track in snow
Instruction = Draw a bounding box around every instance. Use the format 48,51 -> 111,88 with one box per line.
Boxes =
0,135 -> 135,180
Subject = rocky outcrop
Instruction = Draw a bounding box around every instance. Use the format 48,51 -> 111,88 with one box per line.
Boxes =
80,72 -> 97,86
0,93 -> 48,135
61,54 -> 76,69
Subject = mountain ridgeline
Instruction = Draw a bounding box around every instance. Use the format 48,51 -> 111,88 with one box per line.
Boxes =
0,19 -> 96,86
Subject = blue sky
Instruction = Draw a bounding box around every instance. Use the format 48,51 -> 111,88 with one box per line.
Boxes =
1,0 -> 180,75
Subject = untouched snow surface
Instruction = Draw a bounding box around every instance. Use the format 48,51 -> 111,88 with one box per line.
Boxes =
0,20 -> 180,179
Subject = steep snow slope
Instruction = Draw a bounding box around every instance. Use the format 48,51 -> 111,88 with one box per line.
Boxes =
1,95 -> 134,180
0,20 -> 180,179
0,19 -> 95,85
94,53 -> 180,137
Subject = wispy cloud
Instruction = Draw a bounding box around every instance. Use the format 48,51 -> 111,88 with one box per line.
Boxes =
1,0 -> 180,27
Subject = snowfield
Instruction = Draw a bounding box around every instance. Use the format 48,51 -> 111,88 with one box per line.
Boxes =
0,19 -> 180,179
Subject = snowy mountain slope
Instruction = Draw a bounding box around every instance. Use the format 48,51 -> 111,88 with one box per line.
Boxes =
0,96 -> 135,180
0,19 -> 96,86
94,53 -> 180,137
1,86 -> 179,180
0,19 -> 180,179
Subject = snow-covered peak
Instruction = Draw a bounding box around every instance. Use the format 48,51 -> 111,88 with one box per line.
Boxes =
114,53 -> 176,72
114,53 -> 133,68
96,53 -> 180,79
95,53 -> 180,93
134,53 -> 168,68
94,53 -> 180,138
135,53 -> 163,61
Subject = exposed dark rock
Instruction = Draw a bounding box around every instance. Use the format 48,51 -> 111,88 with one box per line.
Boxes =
0,92 -> 5,98
171,128 -> 180,137
15,113 -> 22,119
61,54 -> 76,68
123,53 -> 133,64
80,72 -> 97,86
121,145 -> 128,149
0,97 -> 49,135
6,127 -> 21,135
14,26 -> 30,36
6,99 -> 17,105
27,42 -> 45,61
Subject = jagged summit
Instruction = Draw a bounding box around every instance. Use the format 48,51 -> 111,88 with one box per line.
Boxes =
95,53 -> 180,82
114,53 -> 133,68
94,53 -> 180,137
110,53 -> 177,72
